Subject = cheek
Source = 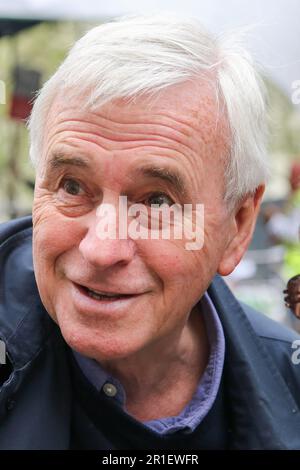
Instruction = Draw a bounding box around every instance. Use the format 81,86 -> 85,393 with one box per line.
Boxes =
33,219 -> 77,270
202,211 -> 229,258
139,240 -> 207,296
32,212 -> 87,321
32,201 -> 87,296
33,199 -> 83,259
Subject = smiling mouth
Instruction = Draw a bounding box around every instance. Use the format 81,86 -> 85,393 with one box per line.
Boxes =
74,283 -> 140,301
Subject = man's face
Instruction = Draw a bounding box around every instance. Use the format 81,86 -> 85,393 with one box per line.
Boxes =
32,81 -> 236,362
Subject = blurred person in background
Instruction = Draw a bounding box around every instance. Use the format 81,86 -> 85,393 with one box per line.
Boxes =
284,274 -> 300,319
1,15 -> 300,450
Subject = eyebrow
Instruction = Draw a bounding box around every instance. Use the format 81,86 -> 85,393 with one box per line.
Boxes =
47,153 -> 91,172
134,165 -> 188,196
46,153 -> 188,196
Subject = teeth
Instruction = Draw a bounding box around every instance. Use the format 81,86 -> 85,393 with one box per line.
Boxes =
86,288 -> 124,300
88,291 -> 121,300
88,289 -> 121,297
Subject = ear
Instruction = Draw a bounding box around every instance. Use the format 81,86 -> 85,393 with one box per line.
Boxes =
217,184 -> 265,276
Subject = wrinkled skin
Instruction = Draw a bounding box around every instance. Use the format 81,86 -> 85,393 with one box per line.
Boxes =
32,80 -> 264,419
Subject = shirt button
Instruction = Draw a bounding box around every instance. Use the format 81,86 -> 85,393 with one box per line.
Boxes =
6,397 -> 16,412
103,383 -> 118,397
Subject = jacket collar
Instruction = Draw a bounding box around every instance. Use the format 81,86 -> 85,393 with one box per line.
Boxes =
0,218 -> 55,369
209,276 -> 300,449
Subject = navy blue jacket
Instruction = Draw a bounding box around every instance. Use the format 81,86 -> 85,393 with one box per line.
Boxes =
0,216 -> 300,449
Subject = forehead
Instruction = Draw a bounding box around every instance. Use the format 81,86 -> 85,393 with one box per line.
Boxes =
42,80 -> 230,193
45,79 -> 228,143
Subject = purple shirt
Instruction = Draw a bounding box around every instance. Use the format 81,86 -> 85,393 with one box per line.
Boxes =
73,291 -> 225,435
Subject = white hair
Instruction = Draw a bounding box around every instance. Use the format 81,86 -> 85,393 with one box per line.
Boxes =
28,14 -> 269,206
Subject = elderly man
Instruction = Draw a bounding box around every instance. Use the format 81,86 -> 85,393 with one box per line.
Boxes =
0,15 -> 300,450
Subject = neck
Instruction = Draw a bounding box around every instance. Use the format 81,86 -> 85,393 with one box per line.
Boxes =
99,305 -> 209,421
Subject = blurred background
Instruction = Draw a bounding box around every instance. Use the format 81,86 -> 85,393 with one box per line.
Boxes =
0,0 -> 299,327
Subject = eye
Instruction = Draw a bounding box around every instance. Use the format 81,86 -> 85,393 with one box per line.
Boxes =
55,177 -> 94,217
146,193 -> 174,207
61,178 -> 84,196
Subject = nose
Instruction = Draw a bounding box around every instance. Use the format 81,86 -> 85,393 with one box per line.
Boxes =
79,209 -> 136,269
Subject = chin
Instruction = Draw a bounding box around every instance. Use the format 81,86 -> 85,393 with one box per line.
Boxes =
58,317 -> 146,363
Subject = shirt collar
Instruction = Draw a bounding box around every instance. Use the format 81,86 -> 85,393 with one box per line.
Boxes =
72,290 -> 225,434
